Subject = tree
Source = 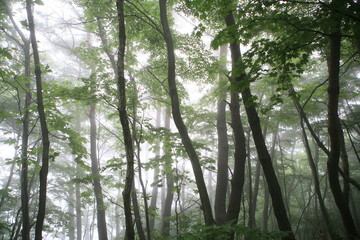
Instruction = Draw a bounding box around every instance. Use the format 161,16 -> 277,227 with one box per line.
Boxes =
25,0 -> 51,238
159,0 -> 214,227
219,2 -> 295,239
116,0 -> 135,239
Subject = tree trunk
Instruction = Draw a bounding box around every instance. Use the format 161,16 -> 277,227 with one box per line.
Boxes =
2,5 -> 32,237
89,103 -> 109,240
26,1 -> 51,239
291,87 -> 336,239
223,6 -> 294,239
215,44 -> 229,225
161,109 -> 174,236
159,0 -> 214,226
69,182 -> 76,240
248,159 -> 260,228
116,0 -> 135,239
149,108 -> 162,229
224,91 -> 247,226
131,182 -> 146,240
326,2 -> 359,238
75,173 -> 82,240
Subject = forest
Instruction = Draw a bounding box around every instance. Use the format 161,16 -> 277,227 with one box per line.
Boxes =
0,0 -> 359,239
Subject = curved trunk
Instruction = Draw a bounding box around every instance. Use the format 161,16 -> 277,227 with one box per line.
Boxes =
223,6 -> 294,239
89,103 -> 108,240
159,0 -> 214,226
116,0 -> 135,239
225,91 -> 247,224
26,1 -> 51,239
326,4 -> 359,237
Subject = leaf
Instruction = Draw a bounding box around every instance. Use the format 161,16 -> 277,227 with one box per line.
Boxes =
20,20 -> 28,28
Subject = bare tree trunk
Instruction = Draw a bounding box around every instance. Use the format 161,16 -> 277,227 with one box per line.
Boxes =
291,87 -> 337,239
326,2 -> 359,238
69,182 -> 76,240
131,182 -> 146,240
159,0 -> 214,226
215,44 -> 229,225
116,1 -> 135,239
149,108 -> 162,229
222,5 -> 294,239
89,103 -> 109,240
224,91 -> 247,225
75,174 -> 82,240
262,177 -> 270,232
3,2 -> 32,237
161,109 -> 174,236
25,1 -> 51,239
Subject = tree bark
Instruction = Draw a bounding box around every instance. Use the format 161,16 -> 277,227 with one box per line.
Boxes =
222,5 -> 294,239
215,44 -> 229,225
25,1 -> 51,239
116,0 -> 135,239
224,91 -> 247,226
159,0 -> 214,226
131,182 -> 146,240
75,172 -> 82,240
89,103 -> 109,240
3,1 -> 33,237
326,2 -> 359,238
291,87 -> 337,239
161,110 -> 174,236
149,107 -> 162,229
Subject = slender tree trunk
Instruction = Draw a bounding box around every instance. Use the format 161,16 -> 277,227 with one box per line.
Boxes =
326,2 -> 359,238
2,5 -> 32,236
159,0 -> 214,226
215,44 -> 229,225
130,72 -> 152,240
89,103 -> 109,240
222,5 -> 294,239
26,1 -> 51,239
75,174 -> 82,240
225,91 -> 247,225
116,1 -> 135,239
69,183 -> 76,240
262,176 -> 270,232
149,108 -> 162,229
291,87 -> 336,239
161,109 -> 174,236
131,182 -> 146,240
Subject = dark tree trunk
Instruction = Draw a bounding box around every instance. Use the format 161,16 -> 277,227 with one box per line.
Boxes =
326,2 -> 359,238
225,91 -> 247,225
26,1 -> 51,239
131,182 -> 146,240
116,1 -> 135,239
3,1 -> 33,237
215,44 -> 229,225
291,87 -> 337,239
248,159 -> 260,228
159,0 -> 214,226
161,110 -> 174,236
223,6 -> 294,239
89,103 -> 109,240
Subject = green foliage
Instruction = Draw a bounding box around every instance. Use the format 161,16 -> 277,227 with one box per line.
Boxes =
158,222 -> 287,240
